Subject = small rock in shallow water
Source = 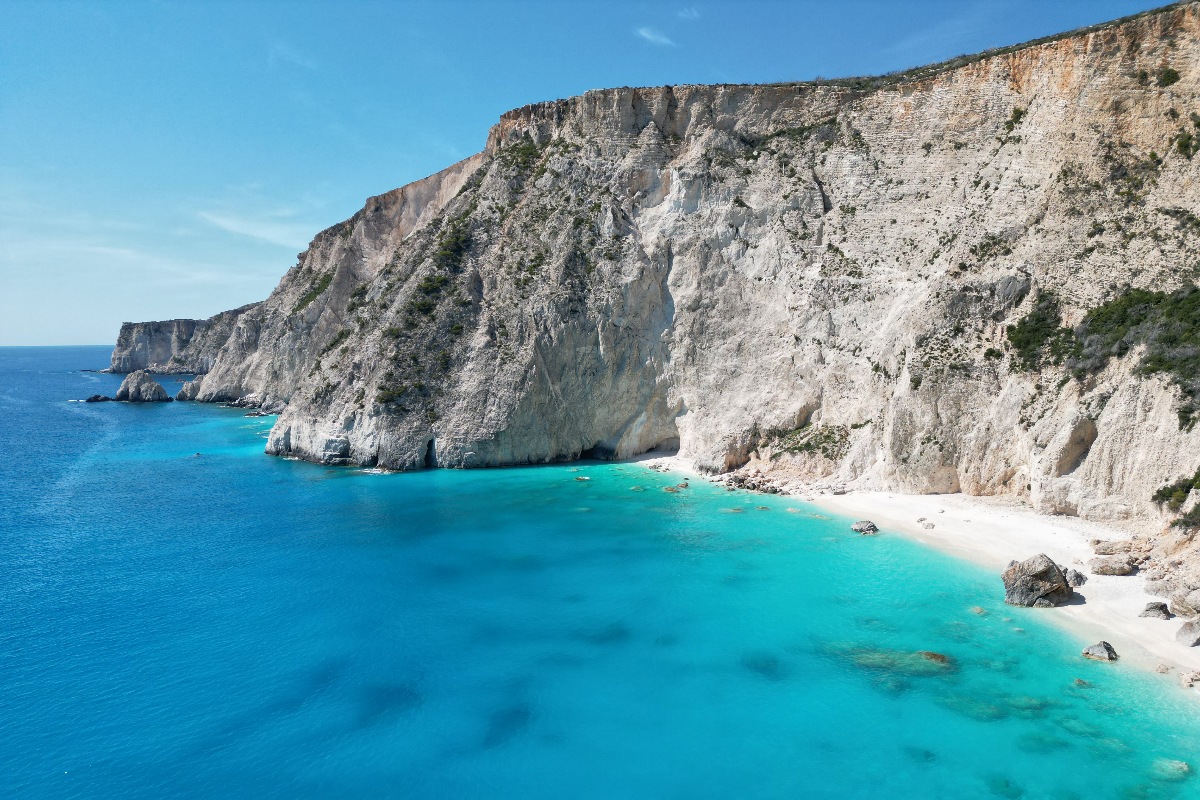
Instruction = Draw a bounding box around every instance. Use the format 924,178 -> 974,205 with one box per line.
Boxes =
1139,601 -> 1173,620
850,520 -> 879,534
84,394 -> 112,402
1074,678 -> 1092,688
970,606 -> 987,615
1082,641 -> 1119,661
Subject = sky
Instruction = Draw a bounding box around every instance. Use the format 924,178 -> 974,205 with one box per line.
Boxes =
0,0 -> 1167,345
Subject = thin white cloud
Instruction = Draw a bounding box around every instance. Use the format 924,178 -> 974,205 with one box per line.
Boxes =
635,27 -> 676,47
198,211 -> 311,249
267,41 -> 317,71
677,7 -> 700,20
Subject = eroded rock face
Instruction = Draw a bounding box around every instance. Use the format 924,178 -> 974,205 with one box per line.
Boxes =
114,371 -> 172,403
109,304 -> 259,374
176,377 -> 203,401
1002,554 -> 1074,607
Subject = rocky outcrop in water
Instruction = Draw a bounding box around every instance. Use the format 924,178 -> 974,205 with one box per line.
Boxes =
1002,554 -> 1074,607
114,371 -> 172,402
1082,641 -> 1119,661
176,377 -> 203,401
112,5 -> 1200,548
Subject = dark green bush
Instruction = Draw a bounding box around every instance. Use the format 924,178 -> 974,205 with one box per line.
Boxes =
1070,285 -> 1200,428
294,272 -> 333,313
1156,67 -> 1181,87
1006,295 -> 1073,370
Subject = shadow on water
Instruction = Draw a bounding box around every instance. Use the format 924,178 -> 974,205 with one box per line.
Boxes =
186,660 -> 349,756
481,702 -> 533,749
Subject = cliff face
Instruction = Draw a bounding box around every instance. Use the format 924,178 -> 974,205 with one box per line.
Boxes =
110,303 -> 260,373
119,3 -> 1200,531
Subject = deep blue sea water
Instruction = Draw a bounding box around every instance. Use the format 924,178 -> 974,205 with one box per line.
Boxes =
2,346 -> 1199,799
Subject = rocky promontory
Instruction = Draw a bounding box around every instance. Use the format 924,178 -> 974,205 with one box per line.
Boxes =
111,4 -> 1200,578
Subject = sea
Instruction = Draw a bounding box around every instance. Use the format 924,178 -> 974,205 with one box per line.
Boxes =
2,346 -> 1198,799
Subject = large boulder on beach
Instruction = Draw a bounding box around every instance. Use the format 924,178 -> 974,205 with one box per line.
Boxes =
1169,589 -> 1200,619
1140,602 -> 1174,620
1002,554 -> 1074,607
175,376 -> 203,401
1082,641 -> 1119,661
114,370 -> 172,403
1089,556 -> 1136,576
1091,540 -> 1131,556
1177,621 -> 1200,647
850,520 -> 879,535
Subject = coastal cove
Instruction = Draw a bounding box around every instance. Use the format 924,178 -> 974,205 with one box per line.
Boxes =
3,347 -> 1200,798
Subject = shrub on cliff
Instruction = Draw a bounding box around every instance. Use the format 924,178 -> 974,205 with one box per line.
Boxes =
1069,285 -> 1200,428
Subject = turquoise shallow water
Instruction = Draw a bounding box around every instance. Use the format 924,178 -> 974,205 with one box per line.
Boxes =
2,347 -> 1199,799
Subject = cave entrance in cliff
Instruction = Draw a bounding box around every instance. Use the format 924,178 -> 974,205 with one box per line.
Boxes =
424,439 -> 437,469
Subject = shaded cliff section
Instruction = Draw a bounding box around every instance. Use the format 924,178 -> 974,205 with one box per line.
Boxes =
113,2 -> 1200,532
109,303 -> 260,374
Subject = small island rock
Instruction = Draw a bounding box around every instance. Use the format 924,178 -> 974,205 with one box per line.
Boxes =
84,394 -> 112,403
114,370 -> 172,403
1082,641 -> 1118,661
851,520 -> 879,535
1002,554 -> 1074,607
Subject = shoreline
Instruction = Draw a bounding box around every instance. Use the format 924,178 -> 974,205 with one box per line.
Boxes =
635,454 -> 1200,692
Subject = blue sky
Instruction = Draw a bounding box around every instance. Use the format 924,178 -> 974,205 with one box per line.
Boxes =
0,0 -> 1163,345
